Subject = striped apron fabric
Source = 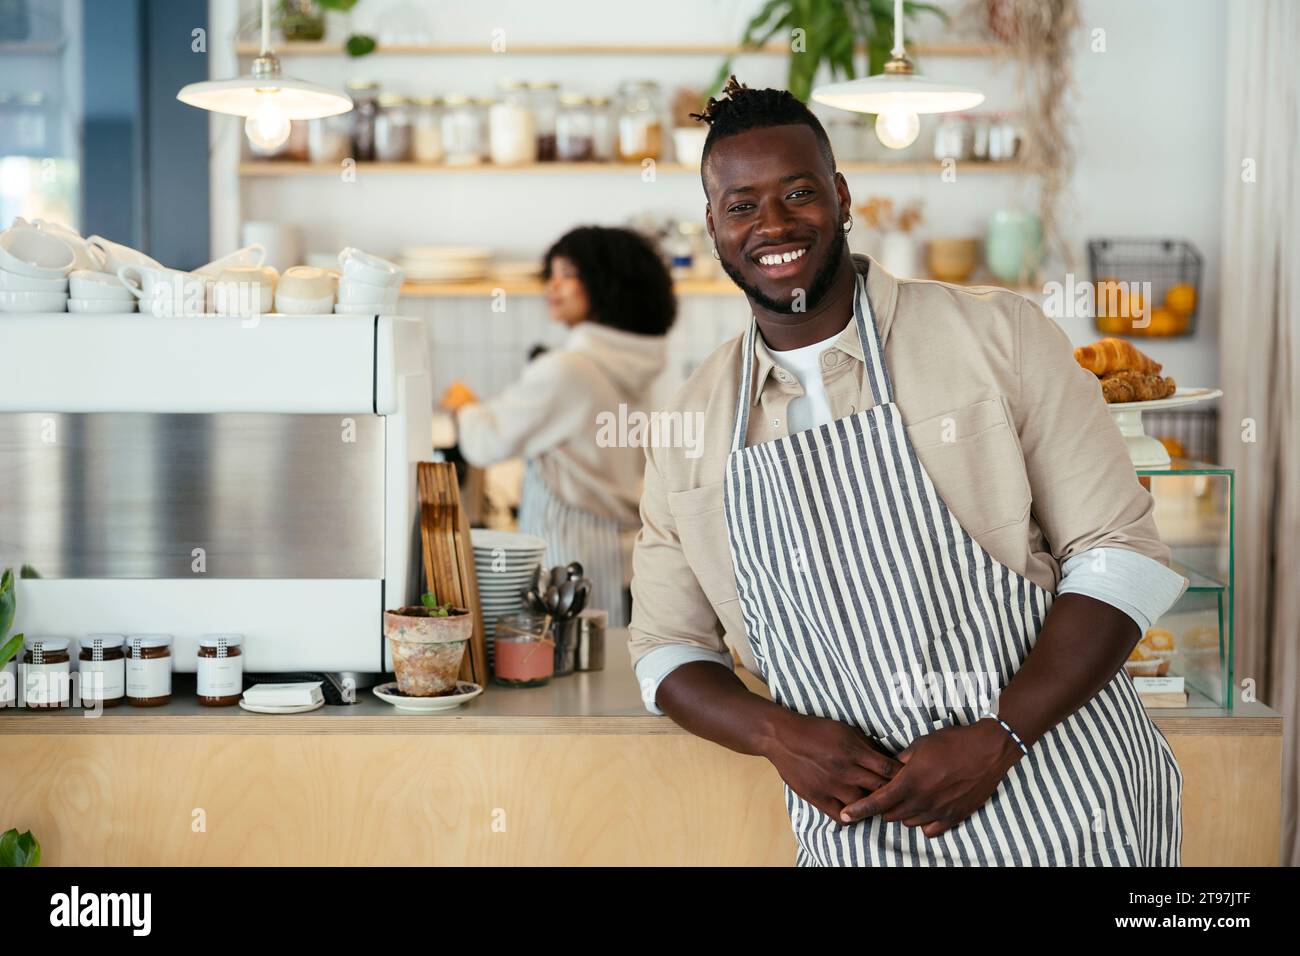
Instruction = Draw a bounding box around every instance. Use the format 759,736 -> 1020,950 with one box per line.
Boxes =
518,459 -> 630,627
722,271 -> 1182,866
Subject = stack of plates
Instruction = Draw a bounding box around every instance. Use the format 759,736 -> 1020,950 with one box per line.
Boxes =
400,246 -> 491,283
471,528 -> 546,664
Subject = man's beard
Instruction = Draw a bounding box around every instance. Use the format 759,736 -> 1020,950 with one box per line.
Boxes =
718,229 -> 847,315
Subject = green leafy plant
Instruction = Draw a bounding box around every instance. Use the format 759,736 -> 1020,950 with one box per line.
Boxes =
419,592 -> 452,617
0,568 -> 22,671
0,829 -> 40,867
711,0 -> 947,102
271,0 -> 376,56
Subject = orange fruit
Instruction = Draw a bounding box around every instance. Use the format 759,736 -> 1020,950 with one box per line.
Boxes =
1164,283 -> 1197,317
1144,306 -> 1184,336
1096,313 -> 1125,334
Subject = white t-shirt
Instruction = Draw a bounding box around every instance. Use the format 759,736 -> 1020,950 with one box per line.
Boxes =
764,332 -> 841,434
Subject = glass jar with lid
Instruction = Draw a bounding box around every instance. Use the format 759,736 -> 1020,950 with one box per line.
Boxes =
308,113 -> 351,164
555,93 -> 594,162
374,93 -> 412,162
616,81 -> 664,162
588,94 -> 615,162
79,634 -> 126,708
492,613 -> 554,687
441,94 -> 485,165
410,95 -> 443,163
489,80 -> 537,165
933,114 -> 968,162
529,80 -> 560,161
197,634 -> 244,707
346,79 -> 381,161
22,636 -> 71,709
125,634 -> 172,707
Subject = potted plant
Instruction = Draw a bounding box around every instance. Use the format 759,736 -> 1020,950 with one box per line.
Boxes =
383,592 -> 471,696
0,829 -> 39,867
710,0 -> 947,103
1,568 -> 23,707
265,0 -> 376,56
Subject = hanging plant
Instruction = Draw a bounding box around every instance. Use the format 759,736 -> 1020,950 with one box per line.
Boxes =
963,0 -> 1079,267
710,0 -> 948,102
260,0 -> 376,56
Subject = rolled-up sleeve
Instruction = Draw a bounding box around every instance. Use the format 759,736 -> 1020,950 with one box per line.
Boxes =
628,447 -> 732,713
1013,298 -> 1188,619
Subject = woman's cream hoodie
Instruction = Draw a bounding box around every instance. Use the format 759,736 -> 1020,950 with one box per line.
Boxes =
456,321 -> 667,535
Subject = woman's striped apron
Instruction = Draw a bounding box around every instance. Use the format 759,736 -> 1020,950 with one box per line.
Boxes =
518,460 -> 630,628
722,270 -> 1182,866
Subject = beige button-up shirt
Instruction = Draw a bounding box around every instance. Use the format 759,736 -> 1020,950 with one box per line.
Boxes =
628,255 -> 1185,682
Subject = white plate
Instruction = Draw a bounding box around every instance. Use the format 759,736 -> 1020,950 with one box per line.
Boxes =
372,680 -> 483,712
0,290 -> 68,312
0,269 -> 68,293
471,529 -> 547,551
1105,387 -> 1222,467
1104,386 -> 1221,412
239,699 -> 325,714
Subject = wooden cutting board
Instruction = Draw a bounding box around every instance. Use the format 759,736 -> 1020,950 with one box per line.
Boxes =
417,462 -> 488,688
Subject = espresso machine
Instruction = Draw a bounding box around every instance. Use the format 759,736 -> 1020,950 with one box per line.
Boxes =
0,312 -> 431,680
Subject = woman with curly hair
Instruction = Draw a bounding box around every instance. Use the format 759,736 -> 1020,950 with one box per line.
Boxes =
443,225 -> 675,627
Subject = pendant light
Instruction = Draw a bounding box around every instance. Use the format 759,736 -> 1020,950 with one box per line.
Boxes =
811,0 -> 984,150
177,0 -> 353,150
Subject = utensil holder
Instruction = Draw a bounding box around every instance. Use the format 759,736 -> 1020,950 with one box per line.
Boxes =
553,618 -> 579,676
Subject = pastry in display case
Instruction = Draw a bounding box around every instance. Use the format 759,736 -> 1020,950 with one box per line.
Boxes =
1130,459 -> 1234,708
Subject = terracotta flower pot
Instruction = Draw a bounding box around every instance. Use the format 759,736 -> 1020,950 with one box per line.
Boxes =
384,607 -> 471,697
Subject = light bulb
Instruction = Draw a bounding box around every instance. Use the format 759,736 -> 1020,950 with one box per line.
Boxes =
875,108 -> 920,150
245,98 -> 291,150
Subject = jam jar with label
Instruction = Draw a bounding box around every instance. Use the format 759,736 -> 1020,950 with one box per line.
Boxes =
125,634 -> 172,707
196,634 -> 244,706
79,634 -> 126,708
22,636 -> 72,708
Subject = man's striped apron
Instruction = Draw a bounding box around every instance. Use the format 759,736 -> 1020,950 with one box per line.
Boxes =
722,270 -> 1182,866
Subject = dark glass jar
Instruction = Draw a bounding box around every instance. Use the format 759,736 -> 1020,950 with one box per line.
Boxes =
197,634 -> 244,707
347,80 -> 381,161
79,634 -> 125,708
125,635 -> 173,707
22,636 -> 71,709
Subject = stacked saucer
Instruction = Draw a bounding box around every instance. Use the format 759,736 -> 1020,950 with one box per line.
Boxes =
471,528 -> 546,665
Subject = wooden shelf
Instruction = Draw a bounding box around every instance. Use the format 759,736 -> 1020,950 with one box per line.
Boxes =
240,160 -> 1029,177
236,40 -> 1007,58
402,277 -> 740,297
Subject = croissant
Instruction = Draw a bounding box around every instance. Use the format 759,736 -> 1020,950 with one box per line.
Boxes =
1100,369 -> 1177,403
1074,337 -> 1163,376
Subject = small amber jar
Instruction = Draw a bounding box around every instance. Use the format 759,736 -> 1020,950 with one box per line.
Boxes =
196,634 -> 244,706
125,634 -> 172,707
79,634 -> 126,708
22,636 -> 71,708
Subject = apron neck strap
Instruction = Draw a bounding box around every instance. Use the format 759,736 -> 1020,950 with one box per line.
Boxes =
731,268 -> 894,453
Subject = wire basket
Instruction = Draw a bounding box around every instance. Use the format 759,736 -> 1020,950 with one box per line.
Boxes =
1086,238 -> 1202,337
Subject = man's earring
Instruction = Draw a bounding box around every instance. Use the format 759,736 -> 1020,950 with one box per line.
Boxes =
712,245 -> 721,260
843,215 -> 853,233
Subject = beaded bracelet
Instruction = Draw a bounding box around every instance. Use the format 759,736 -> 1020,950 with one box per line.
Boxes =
980,710 -> 1029,757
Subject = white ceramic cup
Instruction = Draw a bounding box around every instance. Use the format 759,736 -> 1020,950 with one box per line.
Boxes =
89,236 -> 165,276
193,244 -> 267,279
275,292 -> 335,314
117,264 -> 206,317
33,220 -> 107,272
0,268 -> 68,293
0,289 -> 69,313
69,298 -> 135,314
337,278 -> 398,306
70,269 -> 135,300
277,265 -> 337,300
208,265 -> 278,316
0,226 -> 76,279
338,247 -> 404,287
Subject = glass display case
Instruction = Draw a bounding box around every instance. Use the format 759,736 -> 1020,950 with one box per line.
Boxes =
1136,459 -> 1234,709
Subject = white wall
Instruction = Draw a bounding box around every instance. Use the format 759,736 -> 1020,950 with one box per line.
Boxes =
210,0 -> 1226,397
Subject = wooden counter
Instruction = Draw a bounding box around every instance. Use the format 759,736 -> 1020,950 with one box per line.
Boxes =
0,633 -> 1281,865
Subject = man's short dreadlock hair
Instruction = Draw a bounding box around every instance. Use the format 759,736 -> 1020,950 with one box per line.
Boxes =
689,75 -> 837,187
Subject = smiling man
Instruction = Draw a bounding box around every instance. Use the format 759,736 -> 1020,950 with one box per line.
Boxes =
627,77 -> 1190,866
